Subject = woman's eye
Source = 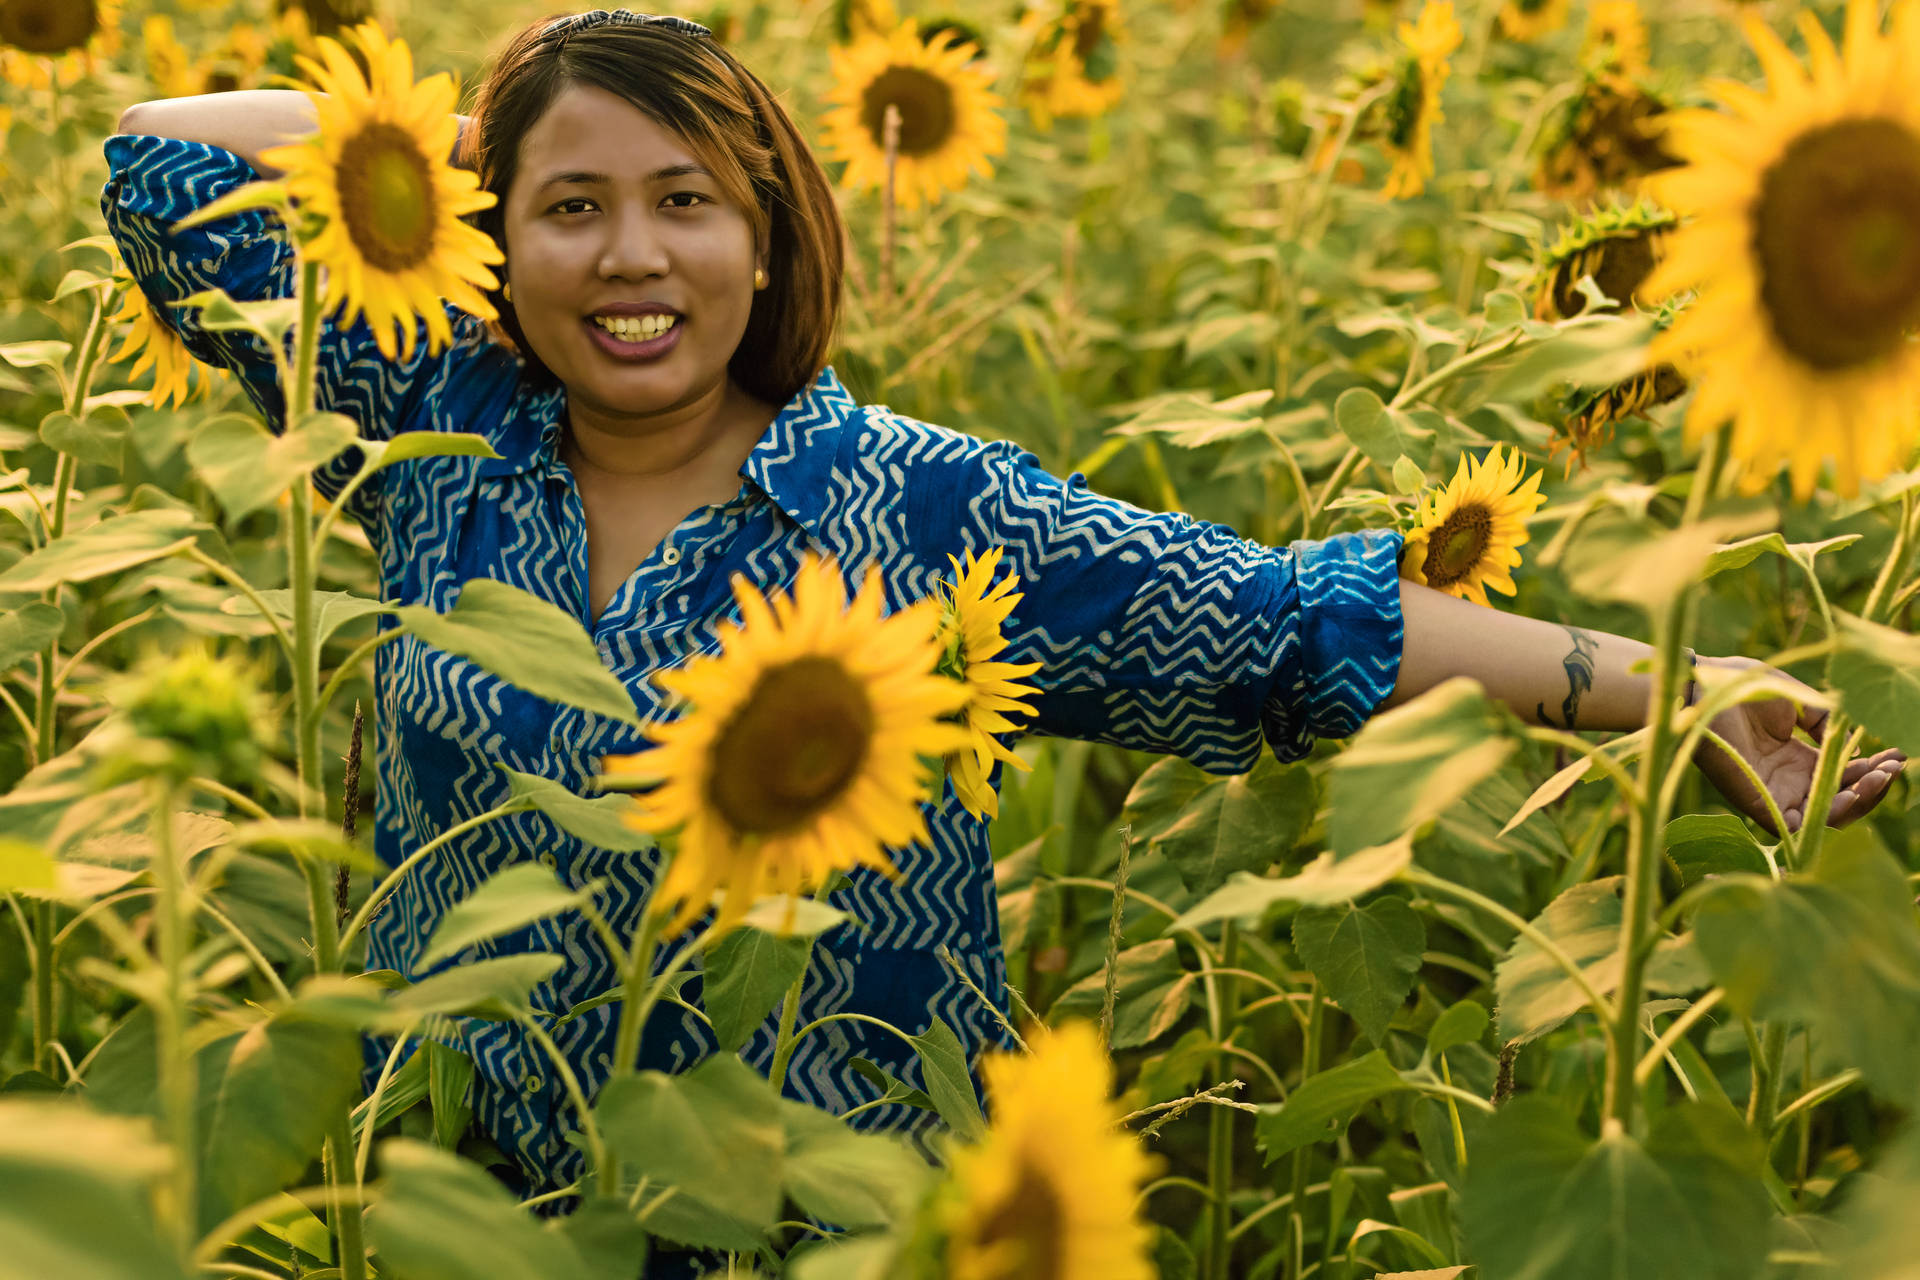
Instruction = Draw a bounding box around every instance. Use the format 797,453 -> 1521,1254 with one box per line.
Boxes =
663,192 -> 708,210
550,198 -> 594,215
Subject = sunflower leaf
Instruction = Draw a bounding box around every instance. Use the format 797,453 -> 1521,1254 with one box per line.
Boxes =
500,766 -> 654,853
1166,836 -> 1415,936
369,1139 -> 594,1280
1829,611 -> 1920,755
701,925 -> 812,1053
188,412 -> 361,522
906,1015 -> 987,1142
169,181 -> 290,234
0,509 -> 201,594
419,863 -> 583,966
0,602 -> 63,675
1293,897 -> 1426,1047
1335,387 -> 1435,470
1255,1050 -> 1411,1162
351,431 -> 504,477
39,408 -> 127,467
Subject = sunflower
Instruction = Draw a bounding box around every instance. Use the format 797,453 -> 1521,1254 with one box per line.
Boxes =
1533,71 -> 1678,203
1582,0 -> 1649,83
258,20 -> 502,362
601,553 -> 973,940
1643,0 -> 1920,501
141,14 -> 197,97
1498,0 -> 1570,42
1381,1 -> 1462,200
107,273 -> 211,410
0,0 -> 122,91
821,19 -> 1008,211
1400,444 -> 1548,606
1550,359 -> 1687,478
1018,1 -> 1125,130
832,0 -> 899,45
1532,200 -> 1675,320
932,548 -> 1042,822
937,1022 -> 1160,1280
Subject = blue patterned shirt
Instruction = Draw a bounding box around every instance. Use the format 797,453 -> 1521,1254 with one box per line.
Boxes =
101,133 -> 1407,1199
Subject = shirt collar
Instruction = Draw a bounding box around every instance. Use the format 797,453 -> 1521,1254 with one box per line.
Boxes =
479,365 -> 859,548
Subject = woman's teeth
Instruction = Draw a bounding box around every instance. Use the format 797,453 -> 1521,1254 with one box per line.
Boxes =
593,313 -> 679,341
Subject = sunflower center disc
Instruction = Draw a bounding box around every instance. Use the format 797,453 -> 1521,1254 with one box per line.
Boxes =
337,122 -> 440,272
1,0 -> 96,54
1755,117 -> 1920,372
1552,231 -> 1660,318
1423,503 -> 1493,588
973,1150 -> 1068,1280
707,656 -> 874,836
861,65 -> 957,156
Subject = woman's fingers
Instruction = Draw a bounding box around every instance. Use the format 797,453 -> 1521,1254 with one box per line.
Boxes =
1795,699 -> 1831,744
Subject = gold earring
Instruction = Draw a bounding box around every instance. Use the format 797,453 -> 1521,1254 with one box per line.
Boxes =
502,280 -> 513,304
753,267 -> 767,291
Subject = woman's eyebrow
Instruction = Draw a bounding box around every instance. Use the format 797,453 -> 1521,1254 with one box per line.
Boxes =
535,163 -> 715,190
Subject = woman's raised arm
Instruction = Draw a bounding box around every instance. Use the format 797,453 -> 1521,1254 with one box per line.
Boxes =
116,91 -> 474,176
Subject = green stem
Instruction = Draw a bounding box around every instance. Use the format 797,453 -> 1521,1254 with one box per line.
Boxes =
338,799 -> 532,953
151,778 -> 197,1260
1304,447 -> 1364,542
600,903 -> 663,1196
1205,923 -> 1240,1280
323,1111 -> 368,1280
1751,1021 -> 1789,1136
1286,983 -> 1323,1280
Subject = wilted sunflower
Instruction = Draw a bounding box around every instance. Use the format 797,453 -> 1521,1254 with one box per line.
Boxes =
1532,200 -> 1675,320
108,273 -> 210,410
1499,0 -> 1570,42
822,19 -> 1008,210
1550,357 -> 1687,478
1533,71 -> 1678,203
1018,0 -> 1125,130
1582,0 -> 1649,82
937,1022 -> 1160,1280
1381,0 -> 1462,200
258,21 -> 502,362
1400,444 -> 1547,606
1644,0 -> 1920,500
932,547 -> 1042,822
0,0 -> 122,90
602,553 -> 972,940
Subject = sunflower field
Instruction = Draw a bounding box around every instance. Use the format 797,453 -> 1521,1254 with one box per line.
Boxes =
5,0 -> 1920,1276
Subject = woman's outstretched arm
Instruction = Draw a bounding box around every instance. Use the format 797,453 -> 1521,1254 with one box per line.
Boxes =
116,91 -> 473,177
1384,577 -> 1907,833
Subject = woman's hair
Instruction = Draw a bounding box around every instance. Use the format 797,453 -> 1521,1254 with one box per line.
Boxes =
462,11 -> 844,407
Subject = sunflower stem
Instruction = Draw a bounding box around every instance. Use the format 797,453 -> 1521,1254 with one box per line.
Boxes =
601,903 -> 662,1197
150,777 -> 198,1262
1204,922 -> 1241,1280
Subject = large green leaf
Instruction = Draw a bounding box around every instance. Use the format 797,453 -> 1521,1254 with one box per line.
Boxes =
1557,508 -> 1776,613
1496,877 -> 1707,1044
596,1054 -> 786,1251
906,1014 -> 987,1142
1255,1050 -> 1410,1162
1051,939 -> 1197,1050
40,407 -> 128,467
1119,757 -> 1217,851
0,1100 -> 188,1280
370,1139 -> 592,1280
1335,386 -> 1435,470
420,863 -> 585,966
1701,532 -> 1861,583
1460,1098 -> 1769,1280
1292,897 -> 1426,1046
1664,814 -> 1770,887
395,579 -> 641,726
1166,835 -> 1415,935
779,1099 -> 932,1229
502,766 -> 655,853
1327,679 -> 1516,857
1147,755 -> 1316,896
0,601 -> 62,674
188,411 -> 361,522
1691,825 -> 1920,1097
1829,612 -> 1920,754
390,954 -> 566,1022
426,1041 -> 473,1151
0,510 -> 200,593
700,925 -> 811,1052
218,588 -> 395,648
351,430 -> 503,475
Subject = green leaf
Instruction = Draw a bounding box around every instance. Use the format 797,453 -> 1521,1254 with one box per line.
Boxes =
0,509 -> 200,593
40,408 -> 127,467
558,1199 -> 652,1280
1150,755 -> 1316,896
596,1054 -> 785,1250
1292,897 -> 1426,1046
426,1042 -> 473,1151
1691,826 -> 1920,1097
848,1057 -> 934,1112
1830,612 -> 1920,755
1167,835 -> 1415,935
1460,1098 -> 1769,1280
1051,939 -> 1197,1050
1496,877 -> 1707,1044
390,954 -> 565,1021
395,579 -> 641,726
1391,454 -> 1427,495
172,288 -> 298,344
188,412 -> 361,522
0,841 -> 56,894
53,267 -> 112,302
1558,508 -> 1777,612
0,340 -> 71,372
1119,756 -> 1217,850
218,588 -> 395,648
0,1100 -> 189,1280
1327,678 -> 1517,857
779,1099 -> 932,1228
701,925 -> 811,1052
1255,1050 -> 1410,1162
351,431 -> 504,475
228,818 -> 384,873
501,766 -> 654,853
738,894 -> 853,938
1477,312 -> 1653,402
1335,387 -> 1434,470
370,1139 -> 592,1280
1426,999 -> 1489,1057
1701,532 -> 1862,582
1664,814 -> 1770,887
420,863 -> 582,966
907,1014 -> 987,1142
0,602 -> 62,674
353,1041 -> 432,1141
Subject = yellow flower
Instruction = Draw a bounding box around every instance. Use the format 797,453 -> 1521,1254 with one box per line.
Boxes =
933,547 -> 1042,822
1400,444 -> 1547,607
1498,0 -> 1570,42
258,21 -> 502,362
142,14 -> 198,98
1532,200 -> 1675,321
938,1021 -> 1161,1280
601,553 -> 972,940
0,0 -> 122,91
821,19 -> 1008,211
1643,0 -> 1920,501
1583,0 -> 1649,82
1381,0 -> 1462,200
1532,72 -> 1678,204
107,274 -> 209,410
831,0 -> 899,45
1550,362 -> 1686,478
1017,1 -> 1126,131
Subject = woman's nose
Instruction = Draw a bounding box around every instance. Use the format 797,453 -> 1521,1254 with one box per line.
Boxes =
596,207 -> 671,280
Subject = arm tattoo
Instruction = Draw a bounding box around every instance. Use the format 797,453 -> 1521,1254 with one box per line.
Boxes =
1535,626 -> 1598,730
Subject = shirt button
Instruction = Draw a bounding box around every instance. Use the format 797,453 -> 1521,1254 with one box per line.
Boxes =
661,547 -> 681,565
522,1072 -> 543,1097
536,851 -> 557,869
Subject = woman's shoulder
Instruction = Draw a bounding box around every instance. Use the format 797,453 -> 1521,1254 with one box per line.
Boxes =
840,390 -> 1041,481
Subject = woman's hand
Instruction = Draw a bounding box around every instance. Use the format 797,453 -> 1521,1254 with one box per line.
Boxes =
1686,654 -> 1908,838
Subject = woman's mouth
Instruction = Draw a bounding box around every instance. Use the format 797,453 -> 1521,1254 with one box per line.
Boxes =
585,312 -> 683,361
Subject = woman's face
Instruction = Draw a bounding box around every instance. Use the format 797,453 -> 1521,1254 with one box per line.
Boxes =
500,82 -> 766,424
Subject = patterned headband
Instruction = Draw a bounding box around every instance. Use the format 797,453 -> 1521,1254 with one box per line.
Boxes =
534,9 -> 713,50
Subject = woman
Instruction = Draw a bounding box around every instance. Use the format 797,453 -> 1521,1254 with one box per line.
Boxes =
104,5 -> 1904,1267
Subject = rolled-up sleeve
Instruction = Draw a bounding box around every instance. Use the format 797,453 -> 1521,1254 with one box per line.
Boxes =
945,437 -> 1405,774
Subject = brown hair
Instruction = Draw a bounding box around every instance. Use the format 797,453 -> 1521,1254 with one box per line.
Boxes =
461,13 -> 844,407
